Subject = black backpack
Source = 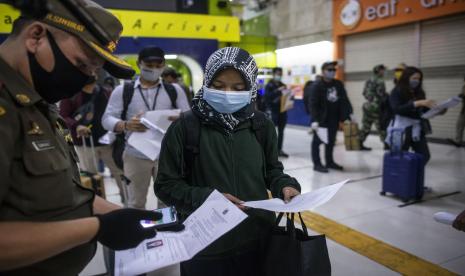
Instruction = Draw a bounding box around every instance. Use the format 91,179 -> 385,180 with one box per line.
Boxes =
112,80 -> 178,169
180,110 -> 268,178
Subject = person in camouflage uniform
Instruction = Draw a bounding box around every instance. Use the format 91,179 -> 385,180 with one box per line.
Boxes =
359,64 -> 388,150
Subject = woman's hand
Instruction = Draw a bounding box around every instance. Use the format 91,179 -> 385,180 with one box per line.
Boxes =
414,99 -> 436,109
223,193 -> 247,210
282,187 -> 300,203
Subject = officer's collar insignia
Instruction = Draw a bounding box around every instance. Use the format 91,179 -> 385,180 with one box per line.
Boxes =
16,94 -> 31,105
55,121 -> 73,144
27,121 -> 44,135
64,134 -> 73,144
0,106 -> 5,116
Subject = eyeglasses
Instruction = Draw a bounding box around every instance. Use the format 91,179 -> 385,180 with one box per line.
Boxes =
326,68 -> 337,72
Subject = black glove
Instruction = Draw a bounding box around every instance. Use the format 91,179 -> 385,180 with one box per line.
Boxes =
95,208 -> 163,250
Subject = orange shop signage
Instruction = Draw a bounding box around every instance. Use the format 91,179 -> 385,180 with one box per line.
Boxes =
334,0 -> 465,36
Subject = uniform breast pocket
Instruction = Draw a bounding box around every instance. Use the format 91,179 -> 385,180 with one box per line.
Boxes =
20,140 -> 75,213
23,141 -> 70,175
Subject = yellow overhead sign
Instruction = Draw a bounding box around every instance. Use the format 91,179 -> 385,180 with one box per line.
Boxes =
109,9 -> 240,42
0,4 -> 240,42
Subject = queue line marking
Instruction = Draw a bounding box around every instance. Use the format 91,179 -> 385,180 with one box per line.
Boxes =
296,211 -> 458,276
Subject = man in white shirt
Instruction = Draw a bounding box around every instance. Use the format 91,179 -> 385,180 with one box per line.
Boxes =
102,46 -> 190,209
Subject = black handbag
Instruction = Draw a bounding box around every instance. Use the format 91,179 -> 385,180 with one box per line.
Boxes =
264,212 -> 331,276
112,133 -> 125,170
111,81 -> 135,170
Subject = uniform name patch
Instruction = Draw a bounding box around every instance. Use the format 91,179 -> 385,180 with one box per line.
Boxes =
32,140 -> 55,151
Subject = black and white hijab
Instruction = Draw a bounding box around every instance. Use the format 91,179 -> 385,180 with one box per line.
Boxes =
192,47 -> 258,131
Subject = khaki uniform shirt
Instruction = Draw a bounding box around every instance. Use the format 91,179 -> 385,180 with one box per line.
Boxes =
0,57 -> 95,275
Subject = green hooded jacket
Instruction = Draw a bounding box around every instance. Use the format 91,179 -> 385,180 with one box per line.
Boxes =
154,115 -> 301,257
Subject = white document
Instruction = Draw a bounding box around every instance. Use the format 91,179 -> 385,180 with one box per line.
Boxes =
280,89 -> 295,112
433,212 -> 458,225
142,109 -> 181,134
114,190 -> 247,276
422,96 -> 461,119
128,130 -> 164,161
98,131 -> 116,145
243,179 -> 349,212
317,127 -> 328,144
127,109 -> 181,160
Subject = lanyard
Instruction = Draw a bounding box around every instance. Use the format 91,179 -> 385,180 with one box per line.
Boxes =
138,84 -> 161,111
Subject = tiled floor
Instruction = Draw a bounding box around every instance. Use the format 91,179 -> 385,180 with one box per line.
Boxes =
81,126 -> 465,276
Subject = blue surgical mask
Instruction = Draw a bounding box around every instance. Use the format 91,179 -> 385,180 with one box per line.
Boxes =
203,86 -> 251,114
409,79 -> 420,89
324,70 -> 336,80
273,75 -> 282,82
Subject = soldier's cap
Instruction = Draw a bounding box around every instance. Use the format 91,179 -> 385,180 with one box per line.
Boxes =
321,61 -> 338,70
394,63 -> 407,71
38,0 -> 134,79
138,46 -> 165,63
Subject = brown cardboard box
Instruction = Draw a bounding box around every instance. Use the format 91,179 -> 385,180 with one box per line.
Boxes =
343,121 -> 360,151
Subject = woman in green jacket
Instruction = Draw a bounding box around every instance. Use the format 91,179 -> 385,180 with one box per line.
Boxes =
154,47 -> 301,276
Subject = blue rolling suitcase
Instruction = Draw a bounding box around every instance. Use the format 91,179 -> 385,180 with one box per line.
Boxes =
381,129 -> 425,202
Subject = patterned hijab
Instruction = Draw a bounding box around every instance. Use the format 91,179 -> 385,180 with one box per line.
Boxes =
192,47 -> 258,131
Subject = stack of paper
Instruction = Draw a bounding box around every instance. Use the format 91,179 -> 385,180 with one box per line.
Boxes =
422,96 -> 461,119
433,212 -> 458,225
115,190 -> 247,276
243,179 -> 349,212
128,109 -> 181,160
280,89 -> 294,112
316,127 -> 328,144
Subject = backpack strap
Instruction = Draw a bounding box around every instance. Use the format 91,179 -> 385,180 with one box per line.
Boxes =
180,110 -> 268,178
163,81 -> 178,109
251,111 -> 268,149
180,110 -> 200,178
121,81 -> 135,121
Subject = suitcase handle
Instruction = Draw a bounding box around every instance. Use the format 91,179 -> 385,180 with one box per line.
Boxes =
389,128 -> 404,154
81,135 -> 99,174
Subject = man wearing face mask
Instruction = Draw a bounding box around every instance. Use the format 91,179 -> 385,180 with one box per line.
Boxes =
0,1 -> 172,274
308,61 -> 353,173
359,64 -> 388,151
265,67 -> 290,158
102,46 -> 190,210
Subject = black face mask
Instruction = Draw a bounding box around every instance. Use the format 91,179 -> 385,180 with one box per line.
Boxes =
28,31 -> 92,103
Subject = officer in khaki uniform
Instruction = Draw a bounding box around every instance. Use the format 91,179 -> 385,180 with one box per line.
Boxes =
0,0 -> 166,274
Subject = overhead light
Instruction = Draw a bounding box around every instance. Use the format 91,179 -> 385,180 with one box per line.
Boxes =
165,54 -> 178,59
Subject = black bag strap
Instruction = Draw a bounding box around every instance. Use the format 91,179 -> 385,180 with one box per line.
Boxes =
297,212 -> 309,237
251,111 -> 267,148
181,110 -> 200,178
276,212 -> 309,238
180,110 -> 267,178
121,81 -> 135,121
163,81 -> 178,109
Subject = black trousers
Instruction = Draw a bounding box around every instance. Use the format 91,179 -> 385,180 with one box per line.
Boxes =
272,112 -> 287,151
402,130 -> 431,165
180,245 -> 262,276
311,124 -> 338,166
